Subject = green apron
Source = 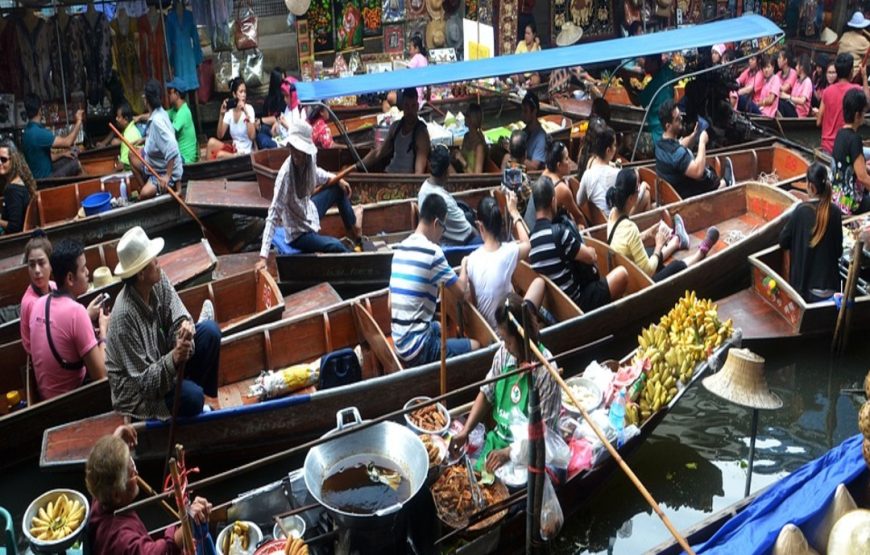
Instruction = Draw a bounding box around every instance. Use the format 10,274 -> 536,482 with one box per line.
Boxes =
475,365 -> 530,471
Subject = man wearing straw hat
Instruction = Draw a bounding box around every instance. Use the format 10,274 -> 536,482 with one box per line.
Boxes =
28,239 -> 110,401
106,226 -> 221,420
256,120 -> 362,263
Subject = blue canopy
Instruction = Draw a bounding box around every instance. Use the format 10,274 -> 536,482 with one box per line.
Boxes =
297,15 -> 783,101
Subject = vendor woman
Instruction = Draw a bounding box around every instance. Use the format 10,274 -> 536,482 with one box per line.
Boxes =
451,296 -> 560,472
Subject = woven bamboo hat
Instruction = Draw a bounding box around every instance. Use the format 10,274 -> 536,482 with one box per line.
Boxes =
285,0 -> 312,16
702,348 -> 782,410
556,22 -> 583,47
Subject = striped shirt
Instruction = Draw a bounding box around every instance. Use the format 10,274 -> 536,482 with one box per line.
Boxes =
260,154 -> 334,258
390,233 -> 458,361
529,218 -> 585,301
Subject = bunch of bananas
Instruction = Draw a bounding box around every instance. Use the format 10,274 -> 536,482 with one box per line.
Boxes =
631,292 -> 733,423
222,521 -> 251,553
30,493 -> 85,542
284,536 -> 309,555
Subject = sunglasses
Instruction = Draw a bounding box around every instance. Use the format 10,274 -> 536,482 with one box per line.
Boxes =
0,156 -> 9,164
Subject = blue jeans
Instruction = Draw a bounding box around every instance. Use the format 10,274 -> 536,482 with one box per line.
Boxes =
257,128 -> 277,150
403,321 -> 473,368
163,321 -> 222,418
290,184 -> 356,253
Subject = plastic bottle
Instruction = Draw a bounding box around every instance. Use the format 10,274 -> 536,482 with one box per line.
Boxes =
119,178 -> 128,204
609,388 -> 626,448
6,390 -> 25,412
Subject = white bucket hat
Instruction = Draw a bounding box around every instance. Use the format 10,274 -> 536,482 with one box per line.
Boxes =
114,226 -> 165,279
286,120 -> 319,156
848,11 -> 870,29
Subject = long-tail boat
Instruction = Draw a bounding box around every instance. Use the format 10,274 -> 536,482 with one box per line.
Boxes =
40,286 -> 499,468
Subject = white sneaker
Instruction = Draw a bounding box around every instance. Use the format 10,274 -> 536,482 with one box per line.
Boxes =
198,299 -> 215,323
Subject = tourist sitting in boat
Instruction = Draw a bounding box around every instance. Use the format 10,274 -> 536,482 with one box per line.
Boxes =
537,141 -> 587,227
112,103 -> 143,170
0,140 -> 36,234
418,145 -> 480,246
780,56 -> 814,119
308,105 -> 334,150
756,55 -> 781,119
607,168 -> 719,283
817,53 -> 869,155
520,92 -> 547,171
460,194 -> 545,329
578,126 -> 646,220
831,89 -> 870,215
837,11 -> 870,77
450,295 -> 559,472
500,130 -> 533,217
106,226 -> 221,420
130,79 -> 183,200
28,239 -> 109,401
408,37 -> 429,108
710,43 -> 726,65
256,68 -> 289,150
355,87 -> 430,174
780,162 -> 843,303
812,55 -> 834,111
625,54 -> 679,145
774,48 -> 799,116
736,53 -> 764,114
86,425 -> 212,553
166,78 -> 198,164
452,103 -> 486,174
258,121 -> 361,260
270,76 -> 308,147
389,194 -> 479,367
207,77 -> 257,161
529,176 -> 628,312
655,99 -> 734,199
20,234 -> 54,354
21,94 -> 84,179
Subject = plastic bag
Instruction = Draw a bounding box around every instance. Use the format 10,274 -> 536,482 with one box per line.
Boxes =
508,409 -> 529,464
539,475 -> 564,540
214,51 -> 238,93
568,438 -> 593,474
236,48 -> 264,88
248,363 -> 319,400
234,0 -> 258,50
545,430 -> 570,484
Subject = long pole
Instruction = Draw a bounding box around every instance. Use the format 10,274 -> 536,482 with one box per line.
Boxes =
523,305 -> 545,554
53,1 -> 70,128
163,361 -> 186,483
744,408 -> 759,498
169,455 -> 196,554
440,283 -> 448,401
508,314 -> 696,555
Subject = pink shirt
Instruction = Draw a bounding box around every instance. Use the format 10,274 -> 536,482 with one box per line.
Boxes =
759,75 -> 781,118
88,500 -> 180,555
790,76 -> 814,118
737,68 -> 765,103
409,53 -> 428,108
821,81 -> 862,153
20,280 -> 56,354
778,68 -> 797,93
29,293 -> 97,400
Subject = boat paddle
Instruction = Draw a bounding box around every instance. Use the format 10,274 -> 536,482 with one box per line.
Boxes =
108,123 -> 234,255
507,313 -> 697,555
440,284 -> 448,403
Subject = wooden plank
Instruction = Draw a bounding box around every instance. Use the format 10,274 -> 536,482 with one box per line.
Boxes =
40,411 -> 124,469
185,180 -> 271,212
352,302 -> 402,374
282,283 -> 342,319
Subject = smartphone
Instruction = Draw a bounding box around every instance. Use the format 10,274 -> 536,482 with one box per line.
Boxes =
502,167 -> 523,192
98,292 -> 111,306
226,98 -> 238,110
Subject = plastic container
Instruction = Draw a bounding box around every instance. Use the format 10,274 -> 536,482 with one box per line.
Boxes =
81,192 -> 112,216
119,178 -> 128,203
609,389 -> 626,448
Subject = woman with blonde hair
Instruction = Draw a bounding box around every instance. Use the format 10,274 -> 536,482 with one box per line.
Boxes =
0,140 -> 37,234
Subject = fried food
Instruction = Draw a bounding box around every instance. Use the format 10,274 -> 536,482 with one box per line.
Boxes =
410,403 -> 447,432
30,493 -> 85,542
222,521 -> 251,553
431,465 -> 506,529
284,535 -> 309,555
419,434 -> 445,467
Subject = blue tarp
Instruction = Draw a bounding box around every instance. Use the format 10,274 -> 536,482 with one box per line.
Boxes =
691,434 -> 866,554
297,15 -> 783,101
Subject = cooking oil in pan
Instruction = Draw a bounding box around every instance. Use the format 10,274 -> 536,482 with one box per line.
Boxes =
321,454 -> 411,514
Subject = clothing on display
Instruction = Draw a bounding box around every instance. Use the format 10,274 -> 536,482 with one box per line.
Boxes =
166,7 -> 204,92
15,14 -> 55,101
111,13 -> 145,112
0,17 -> 22,97
81,9 -> 113,107
139,9 -> 170,84
51,14 -> 87,99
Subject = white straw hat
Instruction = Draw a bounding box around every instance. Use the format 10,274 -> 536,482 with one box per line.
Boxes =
702,348 -> 782,410
285,0 -> 312,17
114,226 -> 165,279
820,27 -> 838,46
92,266 -> 121,289
286,120 -> 319,156
556,22 -> 583,47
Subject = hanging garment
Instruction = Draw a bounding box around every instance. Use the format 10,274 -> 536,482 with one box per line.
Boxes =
16,15 -> 55,100
166,9 -> 204,92
82,11 -> 112,107
118,1 -> 149,17
111,17 -> 145,113
210,0 -> 234,52
138,11 -> 169,84
51,14 -> 87,99
0,17 -> 22,96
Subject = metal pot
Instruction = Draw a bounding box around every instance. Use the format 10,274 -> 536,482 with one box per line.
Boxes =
303,407 -> 428,530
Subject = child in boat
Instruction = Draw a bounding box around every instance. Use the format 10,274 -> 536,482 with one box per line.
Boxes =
207,77 -> 257,160
450,295 -> 559,473
19,233 -> 54,354
0,140 -> 37,235
779,162 -> 843,302
780,55 -> 814,119
606,168 -> 719,283
460,194 -> 539,329
757,55 -> 781,118
87,425 -> 212,553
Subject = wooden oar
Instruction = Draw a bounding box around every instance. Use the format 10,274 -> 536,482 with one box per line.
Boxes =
169,455 -> 196,554
507,313 -> 697,555
440,283 -> 448,402
108,123 -> 233,255
136,476 -> 180,520
833,240 -> 863,354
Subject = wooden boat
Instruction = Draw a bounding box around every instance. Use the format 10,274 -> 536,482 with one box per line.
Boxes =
2,278 -> 337,471
40,286 -> 499,468
0,174 -> 200,262
648,434 -> 868,555
717,244 -> 870,342
0,239 -> 218,346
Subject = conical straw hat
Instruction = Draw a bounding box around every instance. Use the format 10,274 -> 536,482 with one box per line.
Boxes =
702,348 -> 782,410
